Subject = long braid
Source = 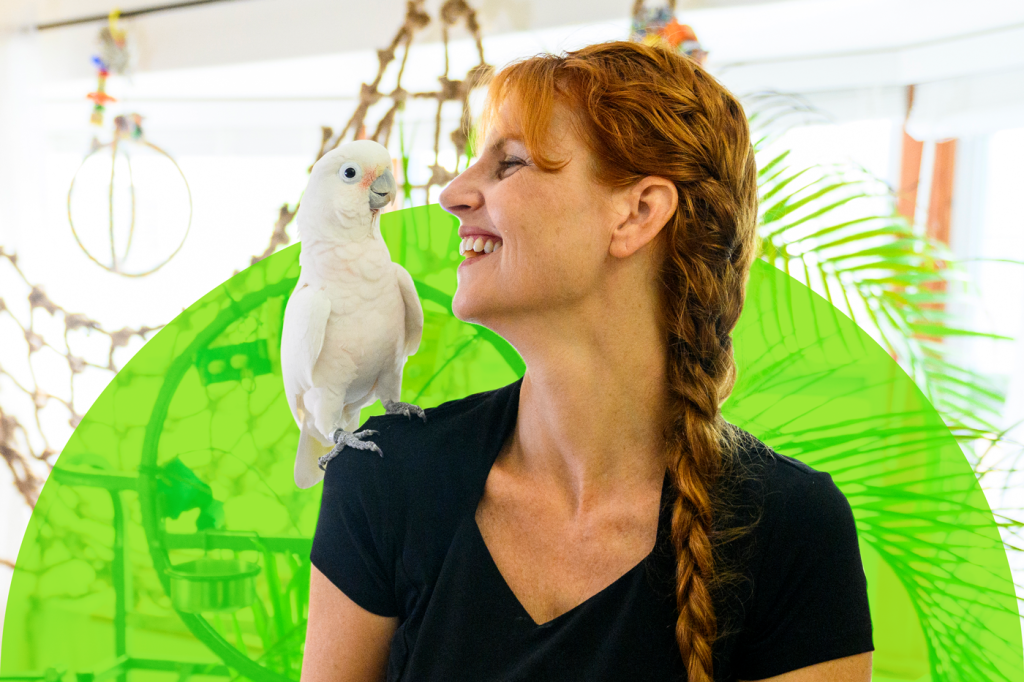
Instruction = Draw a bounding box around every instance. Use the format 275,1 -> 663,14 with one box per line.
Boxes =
658,62 -> 760,682
479,41 -> 761,681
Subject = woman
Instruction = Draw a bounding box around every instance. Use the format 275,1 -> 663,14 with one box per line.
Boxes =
301,41 -> 873,682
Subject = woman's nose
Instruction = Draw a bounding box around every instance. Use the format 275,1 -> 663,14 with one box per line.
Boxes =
439,162 -> 483,216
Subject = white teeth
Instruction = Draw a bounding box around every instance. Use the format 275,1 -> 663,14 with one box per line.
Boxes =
460,235 -> 502,255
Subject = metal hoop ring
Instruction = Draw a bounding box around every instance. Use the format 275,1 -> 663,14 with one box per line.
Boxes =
67,136 -> 193,278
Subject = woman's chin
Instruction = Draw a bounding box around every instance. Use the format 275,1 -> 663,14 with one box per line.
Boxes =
452,292 -> 492,324
451,296 -> 475,322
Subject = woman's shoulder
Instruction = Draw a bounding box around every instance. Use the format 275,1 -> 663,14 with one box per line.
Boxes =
717,428 -> 873,679
719,425 -> 856,555
722,425 -> 860,568
349,378 -> 522,520
727,424 -> 840,496
312,382 -> 522,617
364,379 -> 519,465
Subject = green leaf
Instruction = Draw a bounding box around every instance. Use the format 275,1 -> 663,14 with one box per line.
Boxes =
759,166 -> 815,205
763,180 -> 861,227
757,148 -> 791,178
908,323 -> 1014,341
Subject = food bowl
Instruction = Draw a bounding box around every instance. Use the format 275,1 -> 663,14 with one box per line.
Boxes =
165,558 -> 261,613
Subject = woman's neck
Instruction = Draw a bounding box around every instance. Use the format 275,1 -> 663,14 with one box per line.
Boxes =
505,324 -> 670,520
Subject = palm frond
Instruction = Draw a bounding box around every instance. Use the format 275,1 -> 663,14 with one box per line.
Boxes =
745,91 -> 1013,461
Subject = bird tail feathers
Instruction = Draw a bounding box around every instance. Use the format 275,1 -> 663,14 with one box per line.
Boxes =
295,426 -> 334,489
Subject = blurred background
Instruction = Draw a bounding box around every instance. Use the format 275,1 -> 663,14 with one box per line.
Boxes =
1,0 -> 1023,671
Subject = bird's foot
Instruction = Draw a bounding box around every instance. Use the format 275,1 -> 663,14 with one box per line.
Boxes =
383,399 -> 427,422
319,428 -> 383,470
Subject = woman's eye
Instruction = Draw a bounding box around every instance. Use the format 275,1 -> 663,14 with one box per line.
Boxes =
496,157 -> 525,178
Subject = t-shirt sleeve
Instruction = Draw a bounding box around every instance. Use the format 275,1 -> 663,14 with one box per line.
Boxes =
734,468 -> 873,680
310,422 -> 399,618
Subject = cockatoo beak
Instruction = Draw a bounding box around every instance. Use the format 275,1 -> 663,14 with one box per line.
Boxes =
369,167 -> 397,209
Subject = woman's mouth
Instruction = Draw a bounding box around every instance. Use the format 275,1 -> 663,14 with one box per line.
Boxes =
459,235 -> 502,259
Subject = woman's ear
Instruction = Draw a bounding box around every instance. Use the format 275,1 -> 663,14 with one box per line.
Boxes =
609,176 -> 678,259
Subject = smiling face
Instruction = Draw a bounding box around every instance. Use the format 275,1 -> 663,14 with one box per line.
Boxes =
439,100 -> 636,331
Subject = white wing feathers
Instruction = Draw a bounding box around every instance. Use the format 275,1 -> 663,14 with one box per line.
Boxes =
395,263 -> 423,358
280,283 -> 332,431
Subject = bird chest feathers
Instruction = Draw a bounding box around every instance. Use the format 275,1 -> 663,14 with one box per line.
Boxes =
295,240 -> 405,350
300,238 -> 394,287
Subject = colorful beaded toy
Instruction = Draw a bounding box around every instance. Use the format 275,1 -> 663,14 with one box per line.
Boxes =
630,2 -> 708,66
85,10 -> 129,127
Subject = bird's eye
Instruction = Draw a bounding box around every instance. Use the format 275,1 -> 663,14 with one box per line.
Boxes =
338,162 -> 362,184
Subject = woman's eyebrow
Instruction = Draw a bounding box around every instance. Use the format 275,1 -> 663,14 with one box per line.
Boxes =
487,135 -> 524,155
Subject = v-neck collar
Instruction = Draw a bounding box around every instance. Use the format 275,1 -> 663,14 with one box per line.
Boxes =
467,376 -> 675,629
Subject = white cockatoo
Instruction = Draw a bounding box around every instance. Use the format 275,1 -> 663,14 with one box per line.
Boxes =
281,139 -> 426,489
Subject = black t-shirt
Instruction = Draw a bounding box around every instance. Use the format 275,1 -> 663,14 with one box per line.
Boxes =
310,376 -> 874,681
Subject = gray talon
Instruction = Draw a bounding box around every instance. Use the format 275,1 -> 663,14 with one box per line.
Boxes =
320,428 -> 383,470
383,399 -> 428,423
